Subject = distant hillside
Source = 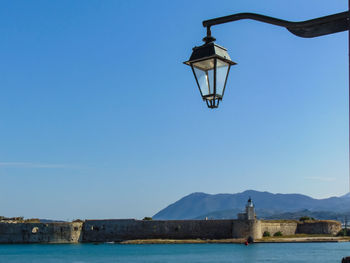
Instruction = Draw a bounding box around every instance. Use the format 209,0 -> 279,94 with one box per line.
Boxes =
264,209 -> 350,221
193,209 -> 242,220
194,208 -> 281,220
39,219 -> 66,223
153,190 -> 350,220
194,209 -> 350,222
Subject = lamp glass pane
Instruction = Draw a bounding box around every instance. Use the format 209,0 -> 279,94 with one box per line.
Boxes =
215,59 -> 229,96
193,59 -> 215,97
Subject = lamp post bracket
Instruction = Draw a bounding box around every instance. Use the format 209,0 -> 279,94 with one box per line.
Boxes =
202,11 -> 350,38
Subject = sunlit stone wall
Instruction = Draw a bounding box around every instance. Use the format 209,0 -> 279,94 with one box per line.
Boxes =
0,222 -> 83,243
260,221 -> 298,236
296,220 -> 341,235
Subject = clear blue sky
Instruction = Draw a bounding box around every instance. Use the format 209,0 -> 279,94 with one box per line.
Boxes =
0,0 -> 348,220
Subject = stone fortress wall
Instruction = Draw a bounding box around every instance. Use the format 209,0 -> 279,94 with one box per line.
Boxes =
260,221 -> 299,236
296,220 -> 341,235
260,220 -> 341,236
0,222 -> 83,243
0,219 -> 341,243
83,219 -> 263,242
83,219 -> 235,242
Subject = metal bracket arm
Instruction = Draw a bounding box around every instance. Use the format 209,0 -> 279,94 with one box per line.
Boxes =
202,11 -> 350,38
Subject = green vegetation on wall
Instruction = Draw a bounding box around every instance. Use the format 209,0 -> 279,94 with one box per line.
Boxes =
263,231 -> 271,237
273,231 -> 283,237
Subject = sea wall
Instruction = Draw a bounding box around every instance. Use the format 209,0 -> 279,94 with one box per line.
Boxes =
83,219 -> 262,242
0,222 -> 83,243
82,219 -> 249,242
260,221 -> 298,236
296,221 -> 341,235
0,219 -> 342,243
260,220 -> 341,236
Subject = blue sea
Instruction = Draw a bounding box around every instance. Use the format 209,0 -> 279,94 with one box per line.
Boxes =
0,243 -> 349,263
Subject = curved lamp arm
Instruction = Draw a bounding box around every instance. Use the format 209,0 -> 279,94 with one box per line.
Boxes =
202,11 -> 350,41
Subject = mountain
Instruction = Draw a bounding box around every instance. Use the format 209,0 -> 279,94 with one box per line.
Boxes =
39,219 -> 66,223
194,208 -> 350,221
263,209 -> 350,221
193,208 -> 281,220
340,192 -> 350,199
153,190 -> 350,220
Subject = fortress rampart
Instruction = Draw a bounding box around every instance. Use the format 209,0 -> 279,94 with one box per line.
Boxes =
0,222 -> 83,243
260,220 -> 341,236
83,219 -> 262,242
83,219 -> 236,241
260,221 -> 299,236
296,220 -> 341,235
0,219 -> 341,243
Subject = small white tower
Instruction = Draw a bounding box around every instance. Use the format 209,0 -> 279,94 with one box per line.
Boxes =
246,197 -> 256,220
237,197 -> 256,220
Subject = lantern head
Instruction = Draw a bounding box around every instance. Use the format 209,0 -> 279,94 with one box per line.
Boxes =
184,42 -> 236,108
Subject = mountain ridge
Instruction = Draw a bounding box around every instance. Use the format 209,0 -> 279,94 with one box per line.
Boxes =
153,190 -> 350,220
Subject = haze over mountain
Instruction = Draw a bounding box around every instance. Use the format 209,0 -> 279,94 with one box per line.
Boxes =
153,190 -> 350,220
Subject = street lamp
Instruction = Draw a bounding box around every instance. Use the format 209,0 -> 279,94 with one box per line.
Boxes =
184,35 -> 236,108
185,10 -> 350,109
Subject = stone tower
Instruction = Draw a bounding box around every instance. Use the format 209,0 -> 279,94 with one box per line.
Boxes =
246,197 -> 255,220
237,197 -> 256,220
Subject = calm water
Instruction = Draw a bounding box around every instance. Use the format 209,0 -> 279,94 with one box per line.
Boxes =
0,243 -> 350,263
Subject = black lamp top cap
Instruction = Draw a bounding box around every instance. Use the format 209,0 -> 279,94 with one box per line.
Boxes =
184,42 -> 236,66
